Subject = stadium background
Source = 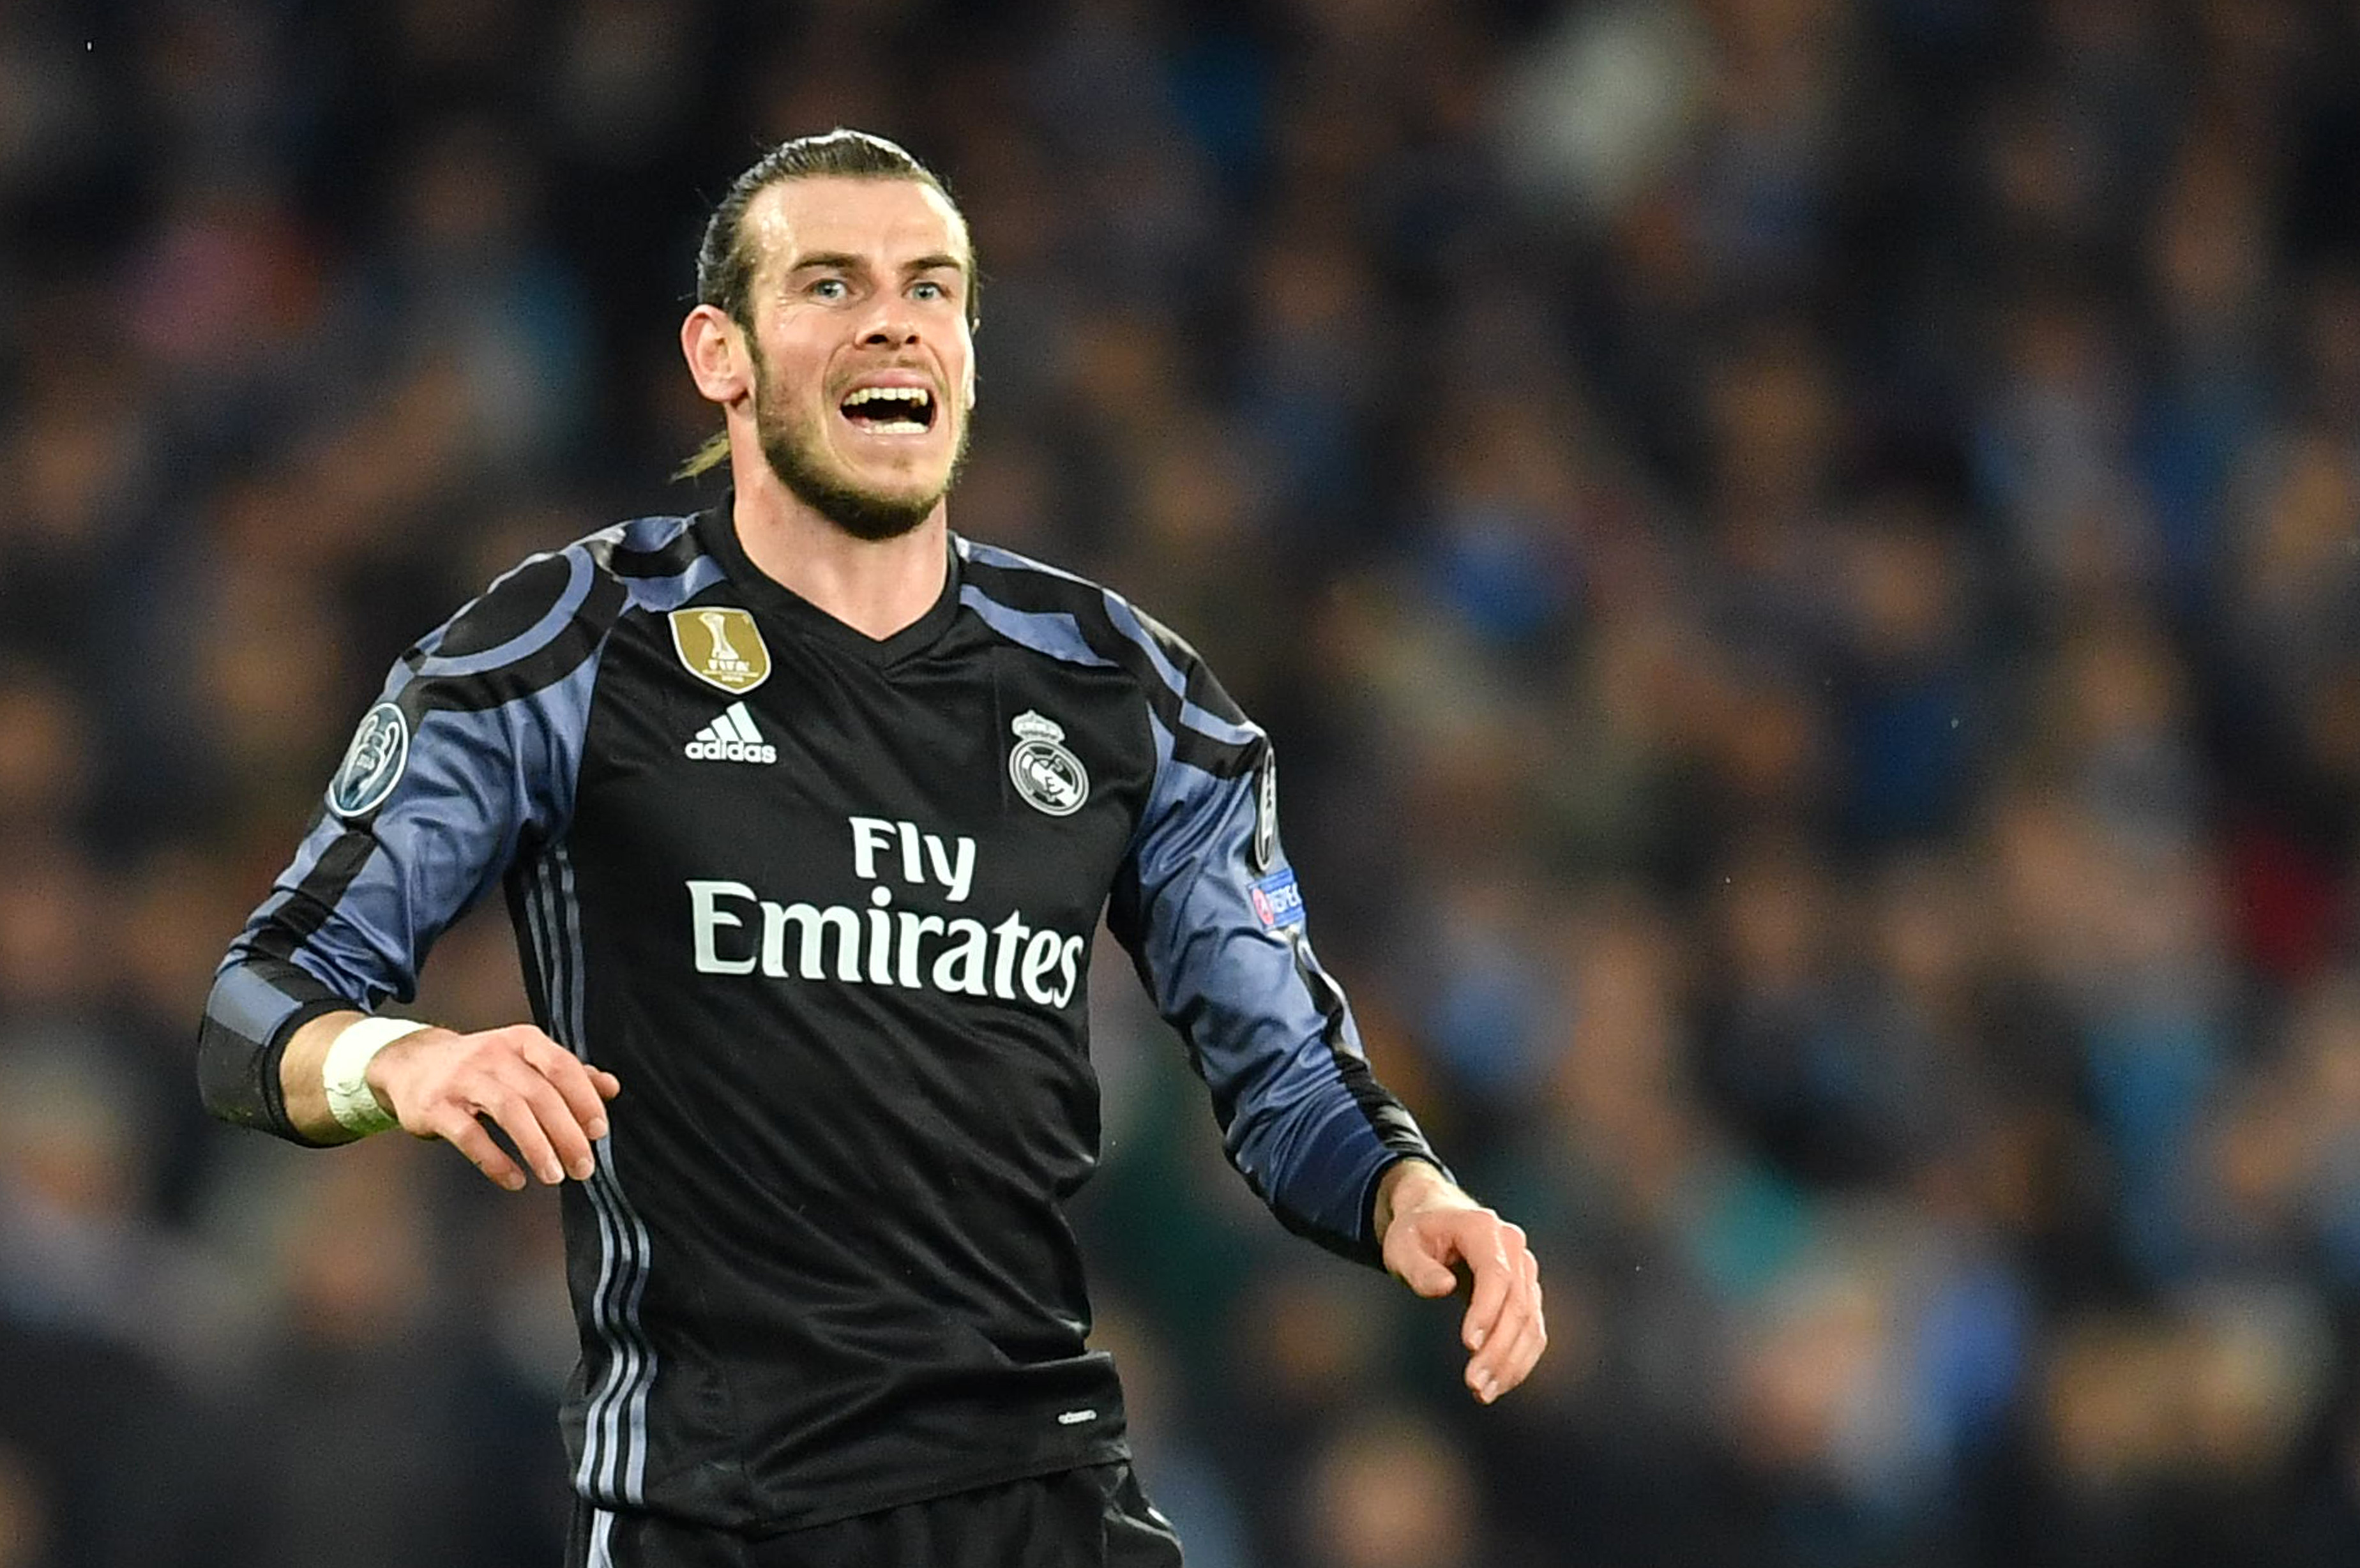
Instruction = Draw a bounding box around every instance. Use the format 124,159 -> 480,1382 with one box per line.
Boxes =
5,0 -> 2360,1563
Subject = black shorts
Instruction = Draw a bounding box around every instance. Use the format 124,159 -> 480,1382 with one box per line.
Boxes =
566,1464 -> 1184,1568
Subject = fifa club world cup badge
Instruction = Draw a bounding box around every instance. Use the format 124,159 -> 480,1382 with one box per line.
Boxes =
1008,711 -> 1089,817
670,606 -> 772,693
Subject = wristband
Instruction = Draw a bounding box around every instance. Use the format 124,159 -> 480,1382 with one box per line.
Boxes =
322,1016 -> 424,1136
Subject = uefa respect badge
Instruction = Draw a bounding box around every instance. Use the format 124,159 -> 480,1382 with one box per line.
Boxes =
1250,867 -> 1305,930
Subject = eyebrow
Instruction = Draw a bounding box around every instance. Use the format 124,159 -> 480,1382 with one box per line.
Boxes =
786,251 -> 968,280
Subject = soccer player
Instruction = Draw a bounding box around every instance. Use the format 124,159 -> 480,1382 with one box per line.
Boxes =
199,130 -> 1545,1567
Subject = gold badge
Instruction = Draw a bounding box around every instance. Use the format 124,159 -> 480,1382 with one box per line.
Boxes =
669,607 -> 771,693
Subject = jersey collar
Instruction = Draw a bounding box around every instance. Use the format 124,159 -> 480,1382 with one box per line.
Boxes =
695,494 -> 964,667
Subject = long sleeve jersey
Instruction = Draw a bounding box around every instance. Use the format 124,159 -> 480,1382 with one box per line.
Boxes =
199,502 -> 1441,1532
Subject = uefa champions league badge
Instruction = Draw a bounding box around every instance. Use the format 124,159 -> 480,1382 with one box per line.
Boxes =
1008,711 -> 1088,817
1250,868 -> 1305,929
329,701 -> 410,819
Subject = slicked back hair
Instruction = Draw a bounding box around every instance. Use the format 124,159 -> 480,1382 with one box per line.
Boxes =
679,129 -> 974,479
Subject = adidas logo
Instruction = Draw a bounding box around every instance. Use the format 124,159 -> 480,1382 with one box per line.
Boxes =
685,702 -> 776,764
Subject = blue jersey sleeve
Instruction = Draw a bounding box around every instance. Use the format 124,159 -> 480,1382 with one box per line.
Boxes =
1104,610 -> 1443,1268
197,539 -> 634,1143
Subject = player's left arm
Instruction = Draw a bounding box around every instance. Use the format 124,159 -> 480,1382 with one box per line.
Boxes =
1103,607 -> 1544,1401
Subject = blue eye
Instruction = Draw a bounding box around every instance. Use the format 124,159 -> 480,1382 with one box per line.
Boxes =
812,278 -> 848,300
912,280 -> 944,302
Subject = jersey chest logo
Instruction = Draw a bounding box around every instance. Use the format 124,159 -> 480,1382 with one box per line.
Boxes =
670,606 -> 771,693
1009,710 -> 1088,817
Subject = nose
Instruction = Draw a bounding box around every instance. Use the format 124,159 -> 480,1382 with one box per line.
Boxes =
858,306 -> 921,349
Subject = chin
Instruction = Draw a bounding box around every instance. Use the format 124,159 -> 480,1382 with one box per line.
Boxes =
758,413 -> 967,541
835,462 -> 955,520
845,455 -> 953,499
770,453 -> 949,542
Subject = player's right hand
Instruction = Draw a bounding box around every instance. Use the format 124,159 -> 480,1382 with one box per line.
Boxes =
365,1024 -> 621,1191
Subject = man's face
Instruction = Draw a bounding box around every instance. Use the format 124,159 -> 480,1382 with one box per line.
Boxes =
737,176 -> 976,540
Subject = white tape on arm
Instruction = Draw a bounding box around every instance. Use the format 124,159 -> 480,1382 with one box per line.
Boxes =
322,1016 -> 425,1136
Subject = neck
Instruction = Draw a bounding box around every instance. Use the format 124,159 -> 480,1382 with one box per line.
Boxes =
727,454 -> 949,640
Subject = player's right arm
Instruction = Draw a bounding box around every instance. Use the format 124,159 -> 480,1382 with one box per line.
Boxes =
199,543 -> 630,1185
274,1010 -> 619,1188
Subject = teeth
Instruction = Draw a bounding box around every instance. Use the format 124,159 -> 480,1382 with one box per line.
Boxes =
843,387 -> 932,409
841,386 -> 933,435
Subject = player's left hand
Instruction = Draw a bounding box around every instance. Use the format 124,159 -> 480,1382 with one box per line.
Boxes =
1377,1161 -> 1545,1405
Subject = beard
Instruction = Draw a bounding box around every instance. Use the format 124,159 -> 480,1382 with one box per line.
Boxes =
751,351 -> 967,543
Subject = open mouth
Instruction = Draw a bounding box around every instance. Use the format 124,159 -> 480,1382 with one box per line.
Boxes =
839,386 -> 937,435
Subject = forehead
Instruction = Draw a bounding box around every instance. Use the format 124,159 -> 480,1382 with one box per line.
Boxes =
743,176 -> 971,281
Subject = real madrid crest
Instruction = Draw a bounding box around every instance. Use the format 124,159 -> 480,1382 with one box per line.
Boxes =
669,606 -> 771,693
1009,710 -> 1088,817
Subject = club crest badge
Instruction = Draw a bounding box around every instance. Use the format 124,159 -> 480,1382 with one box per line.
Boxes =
669,606 -> 771,693
1009,711 -> 1088,817
329,702 -> 409,819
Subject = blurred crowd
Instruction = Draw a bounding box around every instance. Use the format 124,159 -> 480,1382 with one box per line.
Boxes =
4,0 -> 2360,1564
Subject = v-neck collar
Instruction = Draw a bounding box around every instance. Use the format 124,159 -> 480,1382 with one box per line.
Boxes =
695,495 -> 963,668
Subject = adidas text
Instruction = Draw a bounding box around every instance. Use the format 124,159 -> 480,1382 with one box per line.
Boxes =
686,736 -> 777,764
686,703 -> 776,764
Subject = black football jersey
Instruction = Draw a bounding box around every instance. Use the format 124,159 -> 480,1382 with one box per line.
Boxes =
199,501 -> 1441,1531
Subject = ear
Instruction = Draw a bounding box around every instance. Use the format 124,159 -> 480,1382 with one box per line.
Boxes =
681,305 -> 750,406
